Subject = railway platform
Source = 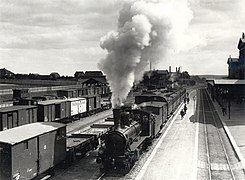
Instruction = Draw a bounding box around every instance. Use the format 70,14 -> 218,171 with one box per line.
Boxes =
135,89 -> 198,180
210,93 -> 245,169
135,88 -> 245,180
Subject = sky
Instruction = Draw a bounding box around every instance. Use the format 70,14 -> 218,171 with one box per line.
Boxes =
0,0 -> 244,76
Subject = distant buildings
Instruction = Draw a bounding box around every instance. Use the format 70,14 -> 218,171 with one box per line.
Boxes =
0,68 -> 15,79
74,70 -> 107,86
142,67 -> 192,89
0,69 -> 108,86
227,33 -> 245,79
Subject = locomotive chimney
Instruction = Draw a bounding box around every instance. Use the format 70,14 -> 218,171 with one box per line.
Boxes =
121,111 -> 130,128
113,108 -> 121,129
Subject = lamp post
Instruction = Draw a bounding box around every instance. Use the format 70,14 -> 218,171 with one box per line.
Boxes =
228,91 -> 231,120
226,89 -> 231,120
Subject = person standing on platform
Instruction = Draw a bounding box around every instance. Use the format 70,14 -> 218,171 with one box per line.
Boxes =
180,109 -> 185,119
222,106 -> 226,115
184,104 -> 187,114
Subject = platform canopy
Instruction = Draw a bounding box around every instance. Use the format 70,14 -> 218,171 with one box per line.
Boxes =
207,79 -> 245,86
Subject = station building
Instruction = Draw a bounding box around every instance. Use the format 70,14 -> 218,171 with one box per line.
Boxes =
207,33 -> 245,105
227,33 -> 245,79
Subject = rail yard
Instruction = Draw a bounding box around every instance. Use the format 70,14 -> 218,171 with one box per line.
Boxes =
1,1 -> 245,180
1,82 -> 245,180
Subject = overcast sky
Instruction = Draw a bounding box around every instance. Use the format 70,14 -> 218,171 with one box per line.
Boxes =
0,0 -> 244,76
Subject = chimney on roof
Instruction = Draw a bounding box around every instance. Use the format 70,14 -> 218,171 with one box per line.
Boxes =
176,67 -> 177,73
169,66 -> 171,73
242,32 -> 245,39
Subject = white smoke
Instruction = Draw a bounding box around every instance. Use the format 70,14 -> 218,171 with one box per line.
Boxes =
99,0 -> 193,107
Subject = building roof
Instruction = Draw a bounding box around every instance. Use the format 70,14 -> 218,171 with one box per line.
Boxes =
0,122 -> 66,145
157,70 -> 169,74
57,89 -> 76,92
207,79 -> 245,85
0,68 -> 15,75
84,71 -> 103,76
214,79 -> 245,85
238,33 -> 245,50
0,105 -> 37,113
78,77 -> 107,85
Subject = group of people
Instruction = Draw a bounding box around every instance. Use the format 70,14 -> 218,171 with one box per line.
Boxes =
184,97 -> 190,104
180,104 -> 187,119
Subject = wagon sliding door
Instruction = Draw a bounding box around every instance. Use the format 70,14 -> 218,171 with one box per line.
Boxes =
38,132 -> 55,174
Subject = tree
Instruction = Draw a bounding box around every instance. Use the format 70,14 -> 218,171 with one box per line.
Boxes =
50,72 -> 60,80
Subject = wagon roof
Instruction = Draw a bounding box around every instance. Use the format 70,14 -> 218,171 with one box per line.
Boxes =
67,97 -> 86,101
0,122 -> 66,145
38,99 -> 67,105
139,101 -> 166,107
0,105 -> 37,113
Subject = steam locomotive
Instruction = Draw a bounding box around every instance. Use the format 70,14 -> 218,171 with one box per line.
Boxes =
96,88 -> 186,174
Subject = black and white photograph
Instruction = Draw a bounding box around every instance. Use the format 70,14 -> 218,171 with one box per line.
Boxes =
0,0 -> 245,179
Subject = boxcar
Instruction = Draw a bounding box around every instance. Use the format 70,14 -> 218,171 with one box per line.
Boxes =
67,97 -> 87,118
0,122 -> 66,180
0,105 -> 37,131
83,95 -> 101,114
37,99 -> 69,122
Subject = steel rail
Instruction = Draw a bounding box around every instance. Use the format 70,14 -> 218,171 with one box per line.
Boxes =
96,172 -> 105,180
204,89 -> 236,180
201,89 -> 212,180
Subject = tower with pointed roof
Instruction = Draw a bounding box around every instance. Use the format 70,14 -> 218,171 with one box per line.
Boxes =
227,33 -> 245,79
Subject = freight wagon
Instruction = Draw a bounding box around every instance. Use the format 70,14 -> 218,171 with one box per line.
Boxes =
83,94 -> 101,114
66,118 -> 114,165
37,99 -> 69,122
67,97 -> 87,118
0,105 -> 37,131
0,122 -> 66,180
66,133 -> 99,165
37,98 -> 87,122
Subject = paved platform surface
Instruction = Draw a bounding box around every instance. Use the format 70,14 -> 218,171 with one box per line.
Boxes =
211,96 -> 245,168
135,89 -> 198,180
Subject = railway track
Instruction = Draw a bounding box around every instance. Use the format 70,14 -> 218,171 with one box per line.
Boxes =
199,89 -> 243,179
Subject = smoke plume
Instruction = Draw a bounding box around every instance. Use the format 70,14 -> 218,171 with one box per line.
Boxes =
99,0 -> 193,107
